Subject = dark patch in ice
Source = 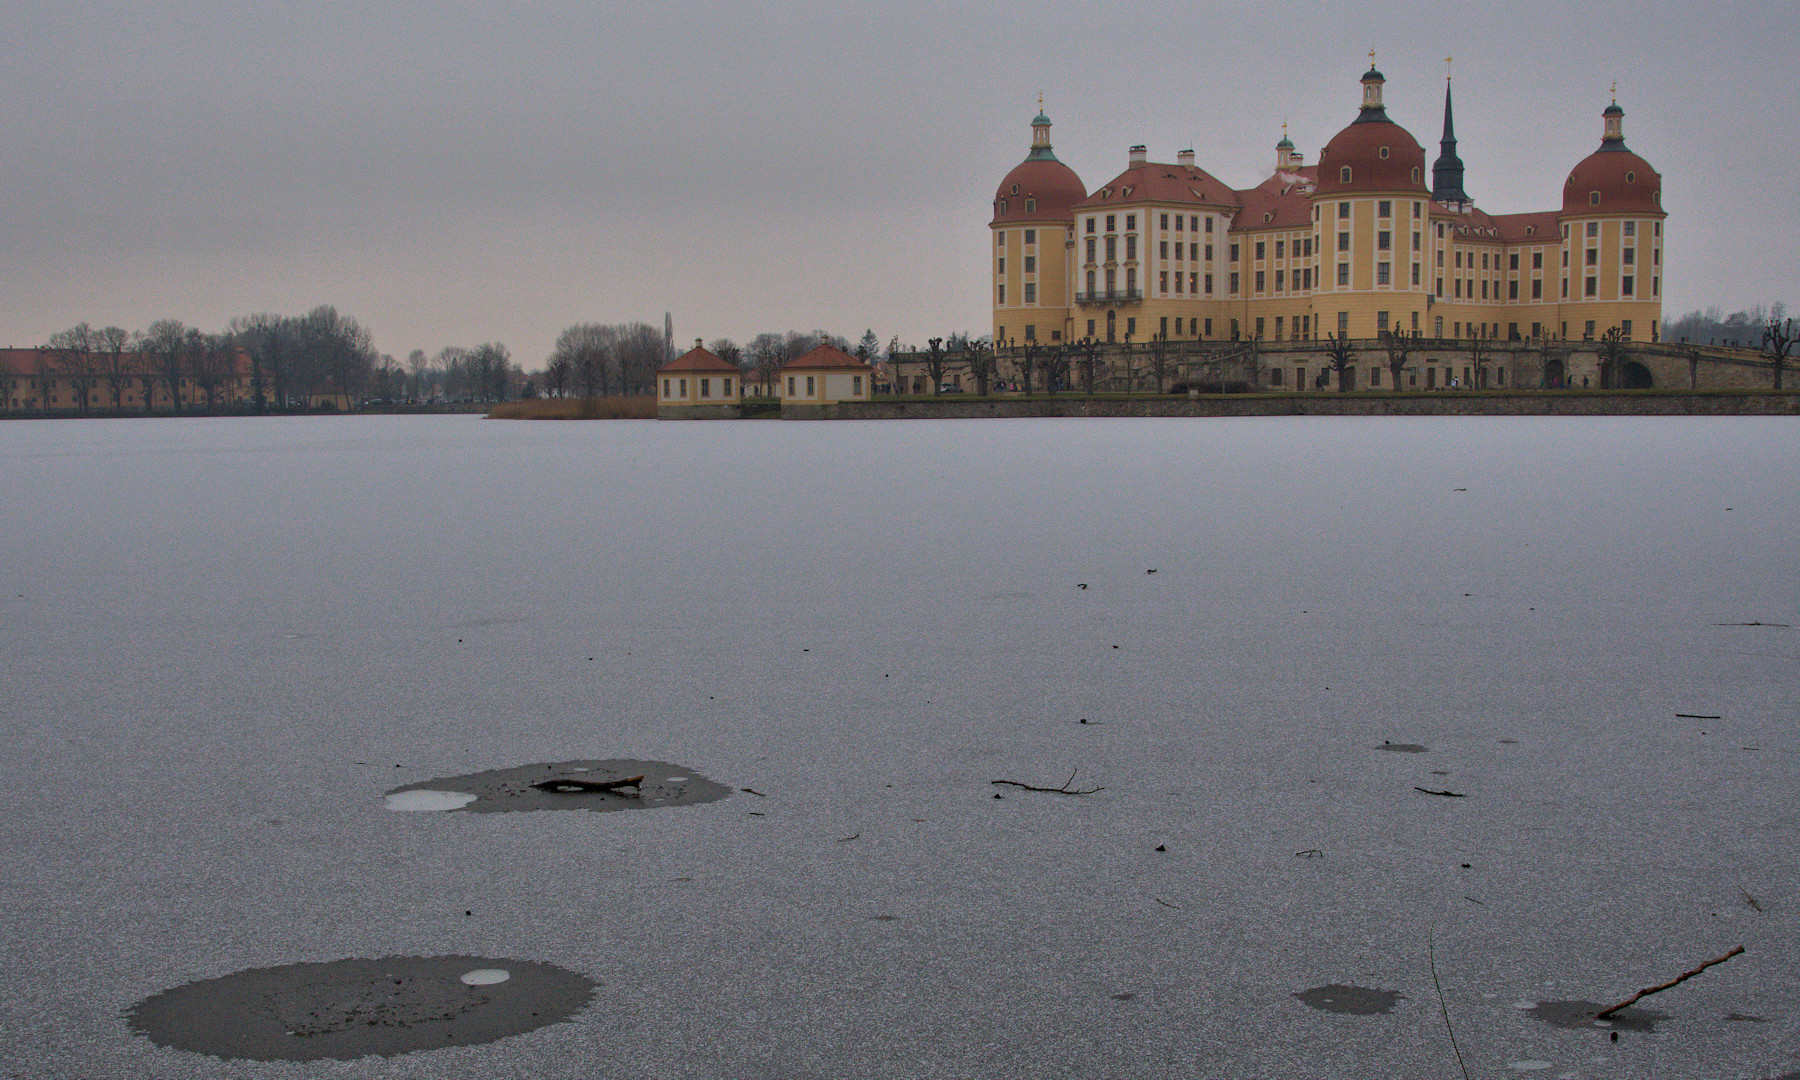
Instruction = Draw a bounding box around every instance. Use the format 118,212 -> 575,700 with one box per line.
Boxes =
1293,984 -> 1404,1015
1525,999 -> 1665,1032
1725,1012 -> 1766,1022
1379,742 -> 1428,753
127,955 -> 595,1061
386,759 -> 730,814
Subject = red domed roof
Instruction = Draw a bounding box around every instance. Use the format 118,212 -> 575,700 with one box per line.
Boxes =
1315,118 -> 1428,195
993,157 -> 1086,224
1562,147 -> 1662,216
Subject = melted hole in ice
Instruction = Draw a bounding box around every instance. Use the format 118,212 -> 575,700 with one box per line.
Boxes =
1526,1000 -> 1664,1032
1378,742 -> 1428,753
1293,984 -> 1404,1015
127,955 -> 594,1062
383,789 -> 478,812
384,759 -> 731,814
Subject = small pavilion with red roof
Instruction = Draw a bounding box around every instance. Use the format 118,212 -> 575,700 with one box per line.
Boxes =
657,340 -> 743,419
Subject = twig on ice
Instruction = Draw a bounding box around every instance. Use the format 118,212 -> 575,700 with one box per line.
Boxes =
993,766 -> 1101,792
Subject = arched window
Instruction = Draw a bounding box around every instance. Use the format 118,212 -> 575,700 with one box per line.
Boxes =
1340,166 -> 1352,183
1411,167 -> 1420,182
1589,191 -> 1600,206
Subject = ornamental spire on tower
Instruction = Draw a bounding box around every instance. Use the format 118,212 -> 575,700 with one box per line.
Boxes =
1432,63 -> 1471,206
1027,97 -> 1059,162
1599,88 -> 1627,151
1354,55 -> 1389,123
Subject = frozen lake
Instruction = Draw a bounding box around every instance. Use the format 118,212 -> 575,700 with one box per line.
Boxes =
2,413 -> 1796,1079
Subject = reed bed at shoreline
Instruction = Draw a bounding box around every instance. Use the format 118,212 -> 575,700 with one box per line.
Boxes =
488,396 -> 656,420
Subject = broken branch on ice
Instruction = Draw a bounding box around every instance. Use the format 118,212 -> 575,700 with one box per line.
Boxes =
1594,945 -> 1745,1020
531,774 -> 643,794
1414,786 -> 1466,797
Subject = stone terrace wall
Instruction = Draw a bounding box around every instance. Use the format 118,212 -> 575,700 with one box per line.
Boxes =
817,392 -> 1800,421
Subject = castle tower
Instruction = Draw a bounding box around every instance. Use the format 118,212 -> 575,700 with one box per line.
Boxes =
1556,93 -> 1665,346
991,104 -> 1087,347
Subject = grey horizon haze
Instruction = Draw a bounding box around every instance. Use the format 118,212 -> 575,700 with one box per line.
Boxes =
4,0 -> 1793,366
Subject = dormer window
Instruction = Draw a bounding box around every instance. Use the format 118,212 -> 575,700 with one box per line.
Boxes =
1589,191 -> 1600,206
1340,166 -> 1352,183
1411,167 -> 1420,183
1025,198 -> 1036,212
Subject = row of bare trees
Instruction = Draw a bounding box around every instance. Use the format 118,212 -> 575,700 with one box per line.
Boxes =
542,322 -> 669,399
34,306 -> 381,412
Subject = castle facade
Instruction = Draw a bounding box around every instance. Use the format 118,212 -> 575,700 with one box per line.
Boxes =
991,66 -> 1665,379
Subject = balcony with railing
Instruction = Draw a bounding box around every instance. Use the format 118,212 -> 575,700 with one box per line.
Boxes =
1074,289 -> 1143,306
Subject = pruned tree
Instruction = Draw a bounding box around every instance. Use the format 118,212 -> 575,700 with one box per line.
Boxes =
1014,340 -> 1039,395
963,339 -> 995,396
1146,332 -> 1172,393
1762,316 -> 1793,390
1379,328 -> 1415,390
1076,337 -> 1101,395
1596,325 -> 1628,390
1466,331 -> 1490,389
1324,333 -> 1356,391
923,337 -> 948,394
552,324 -> 610,400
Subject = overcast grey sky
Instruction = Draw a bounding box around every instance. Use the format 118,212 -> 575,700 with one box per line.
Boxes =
4,1 -> 1793,366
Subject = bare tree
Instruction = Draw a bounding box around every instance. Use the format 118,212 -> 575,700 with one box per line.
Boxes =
406,348 -> 431,402
44,323 -> 98,414
141,319 -> 188,411
707,338 -> 742,369
1324,333 -> 1356,391
964,340 -> 995,396
1379,328 -> 1414,390
1466,330 -> 1491,389
185,328 -> 238,409
1763,316 -> 1793,390
95,325 -> 133,411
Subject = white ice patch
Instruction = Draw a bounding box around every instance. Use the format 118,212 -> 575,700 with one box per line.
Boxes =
666,776 -> 687,782
460,968 -> 510,986
384,789 -> 478,812
1508,1062 -> 1553,1072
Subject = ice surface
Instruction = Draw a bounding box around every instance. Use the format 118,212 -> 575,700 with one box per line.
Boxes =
1,414 -> 1795,1079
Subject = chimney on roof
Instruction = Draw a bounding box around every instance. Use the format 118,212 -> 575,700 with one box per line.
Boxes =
1290,150 -> 1305,167
1128,144 -> 1147,167
695,338 -> 703,349
1177,149 -> 1195,169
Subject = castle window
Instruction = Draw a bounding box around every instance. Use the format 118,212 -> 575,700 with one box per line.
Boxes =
1411,167 -> 1420,182
1106,214 -> 1116,231
1025,198 -> 1035,212
1587,222 -> 1598,237
1378,200 -> 1391,218
1255,317 -> 1265,338
1338,312 -> 1349,333
1338,232 -> 1349,252
1230,242 -> 1240,260
1160,241 -> 1168,259
1586,248 -> 1598,266
1010,184 -> 1019,195
1338,202 -> 1350,219
1024,255 -> 1035,272
1532,280 -> 1542,299
1509,253 -> 1519,270
1230,272 -> 1239,294
1414,201 -> 1422,218
1509,281 -> 1518,300
1377,311 -> 1389,331
998,258 -> 1005,274
1125,235 -> 1137,260
1337,263 -> 1349,286
996,231 -> 1005,247
1589,191 -> 1600,205
1623,221 -> 1636,236
1160,271 -> 1168,292
1276,270 -> 1285,290
1125,215 -> 1136,229
1086,218 -> 1095,233
1275,240 -> 1285,258
1024,228 -> 1036,244
1621,319 -> 1633,338
1378,146 -> 1390,160
1205,244 -> 1213,260
1585,276 -> 1597,297
1412,231 -> 1420,251
1378,262 -> 1391,285
1411,264 -> 1420,286
1024,283 -> 1036,303
1201,216 -> 1210,232
1024,325 -> 1036,342
1378,231 -> 1391,250
1255,270 -> 1265,292
1622,248 -> 1633,265
1622,276 -> 1634,296
1160,214 -> 1169,230
1625,172 -> 1635,183
1255,241 -> 1265,260
997,283 -> 1005,304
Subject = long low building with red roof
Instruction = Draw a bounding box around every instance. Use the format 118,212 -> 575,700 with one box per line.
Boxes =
993,64 -> 1666,387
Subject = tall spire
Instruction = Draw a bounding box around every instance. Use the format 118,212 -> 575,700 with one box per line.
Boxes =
1599,87 -> 1627,151
1432,71 -> 1471,205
